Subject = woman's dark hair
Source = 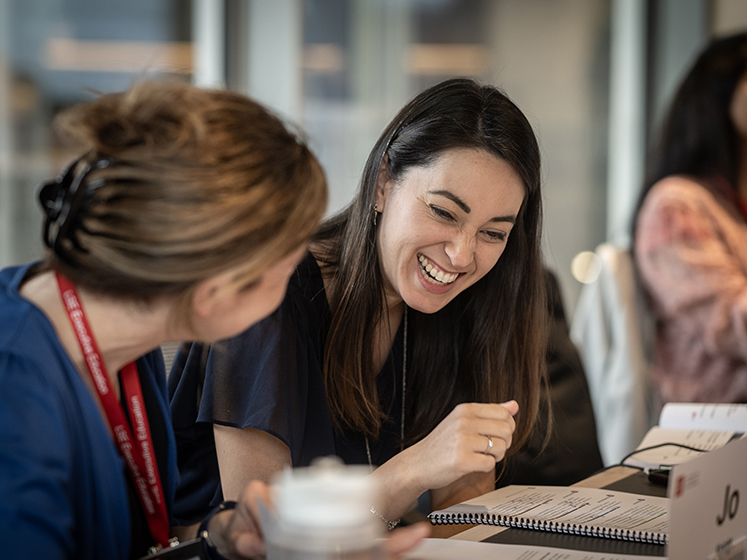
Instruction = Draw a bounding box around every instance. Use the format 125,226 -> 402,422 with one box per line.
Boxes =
633,32 -> 747,238
312,78 -> 546,453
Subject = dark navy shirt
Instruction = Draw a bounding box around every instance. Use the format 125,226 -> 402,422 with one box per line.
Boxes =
0,263 -> 177,560
169,252 -> 407,525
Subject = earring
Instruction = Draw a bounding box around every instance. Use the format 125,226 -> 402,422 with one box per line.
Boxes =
373,203 -> 379,226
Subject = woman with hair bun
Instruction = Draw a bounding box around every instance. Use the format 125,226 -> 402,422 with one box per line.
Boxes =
634,32 -> 747,407
170,77 -> 547,531
0,80 -> 330,559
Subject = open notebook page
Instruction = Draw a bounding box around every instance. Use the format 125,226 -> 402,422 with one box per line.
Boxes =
622,403 -> 747,470
659,403 -> 747,432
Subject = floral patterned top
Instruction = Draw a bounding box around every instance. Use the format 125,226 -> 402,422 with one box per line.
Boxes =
635,175 -> 747,405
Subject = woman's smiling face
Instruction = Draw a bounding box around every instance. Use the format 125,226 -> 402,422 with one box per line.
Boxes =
375,148 -> 525,314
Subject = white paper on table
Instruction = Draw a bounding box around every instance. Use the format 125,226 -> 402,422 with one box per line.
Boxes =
401,538 -> 664,560
659,403 -> 747,432
623,426 -> 740,470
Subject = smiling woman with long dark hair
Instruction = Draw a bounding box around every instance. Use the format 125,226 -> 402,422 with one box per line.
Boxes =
170,78 -> 547,531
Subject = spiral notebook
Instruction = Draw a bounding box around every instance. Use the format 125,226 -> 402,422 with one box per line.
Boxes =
428,485 -> 669,545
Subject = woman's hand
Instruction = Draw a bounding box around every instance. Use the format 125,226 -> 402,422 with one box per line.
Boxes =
207,479 -> 429,560
407,401 -> 519,491
370,400 -> 519,521
381,523 -> 431,558
208,480 -> 270,559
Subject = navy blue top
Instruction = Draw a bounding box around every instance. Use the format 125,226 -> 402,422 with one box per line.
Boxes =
0,263 -> 177,560
169,252 -> 407,525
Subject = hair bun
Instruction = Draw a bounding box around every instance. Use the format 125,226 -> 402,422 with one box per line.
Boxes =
56,81 -> 201,158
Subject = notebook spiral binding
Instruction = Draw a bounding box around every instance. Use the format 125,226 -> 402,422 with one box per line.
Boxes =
427,512 -> 668,545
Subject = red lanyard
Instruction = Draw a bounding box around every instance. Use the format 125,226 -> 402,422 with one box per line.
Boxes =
55,273 -> 170,548
739,198 -> 747,222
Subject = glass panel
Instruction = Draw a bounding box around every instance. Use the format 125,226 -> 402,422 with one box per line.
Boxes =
0,0 -> 191,267
2,0 -> 612,309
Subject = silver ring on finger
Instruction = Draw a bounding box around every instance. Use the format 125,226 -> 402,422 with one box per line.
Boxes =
483,435 -> 493,454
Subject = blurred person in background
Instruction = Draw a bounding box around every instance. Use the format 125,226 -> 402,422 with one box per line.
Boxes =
634,32 -> 747,408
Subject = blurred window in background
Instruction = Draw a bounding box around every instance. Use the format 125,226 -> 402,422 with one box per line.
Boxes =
0,0 -> 191,267
3,0 -> 744,312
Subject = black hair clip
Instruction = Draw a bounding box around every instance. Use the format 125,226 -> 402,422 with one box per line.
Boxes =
39,154 -> 113,256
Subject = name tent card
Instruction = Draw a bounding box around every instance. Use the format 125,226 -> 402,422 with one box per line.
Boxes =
668,435 -> 747,560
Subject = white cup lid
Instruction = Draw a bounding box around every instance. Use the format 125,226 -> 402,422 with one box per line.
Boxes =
272,456 -> 377,529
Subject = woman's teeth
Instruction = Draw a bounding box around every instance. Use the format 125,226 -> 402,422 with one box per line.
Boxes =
418,254 -> 458,285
